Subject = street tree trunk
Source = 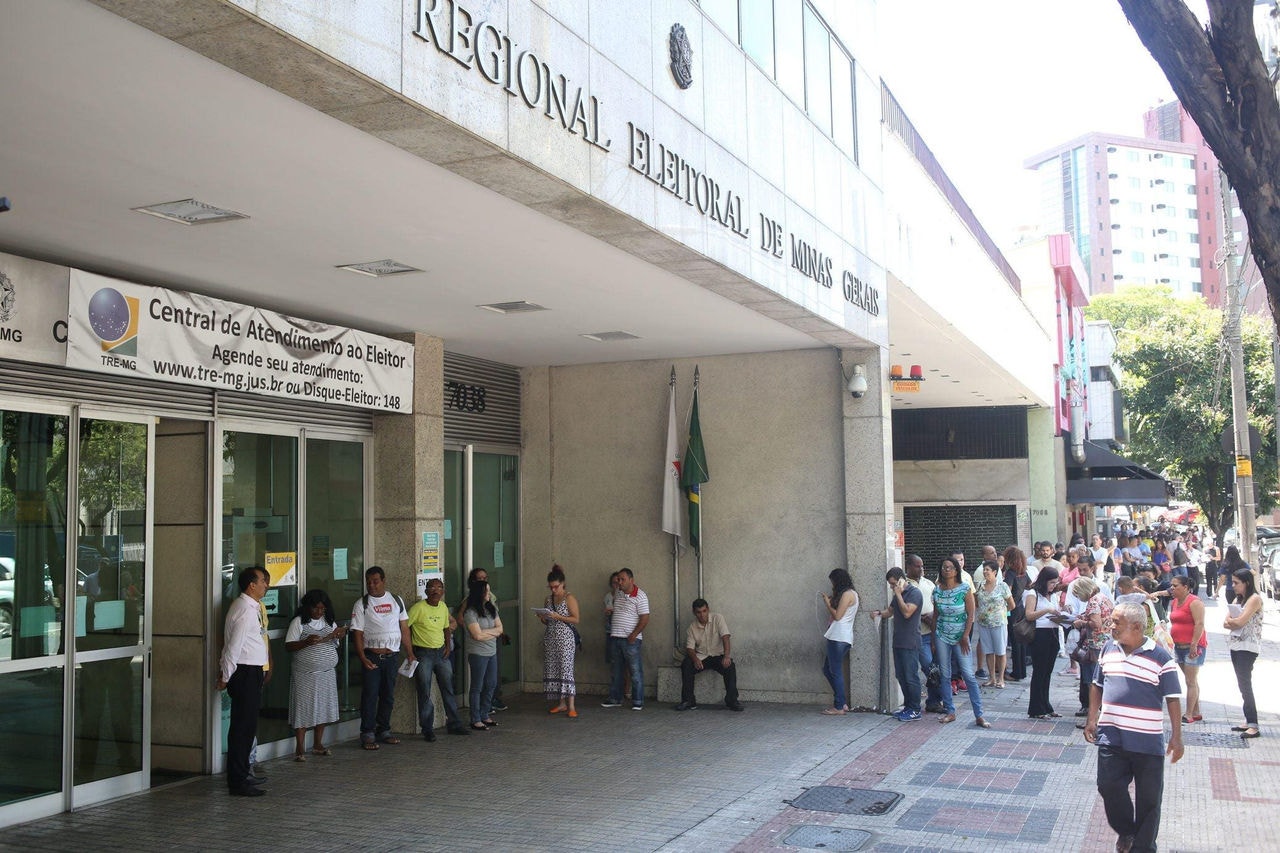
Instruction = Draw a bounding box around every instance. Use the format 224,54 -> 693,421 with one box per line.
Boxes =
1115,0 -> 1280,325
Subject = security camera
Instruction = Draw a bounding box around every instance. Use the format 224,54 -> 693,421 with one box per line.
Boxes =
847,364 -> 868,398
0,198 -> 10,213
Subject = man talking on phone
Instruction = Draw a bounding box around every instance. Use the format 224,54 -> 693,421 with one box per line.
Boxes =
872,566 -> 922,721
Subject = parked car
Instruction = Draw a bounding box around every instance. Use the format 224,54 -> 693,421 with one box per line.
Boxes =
0,558 -> 58,640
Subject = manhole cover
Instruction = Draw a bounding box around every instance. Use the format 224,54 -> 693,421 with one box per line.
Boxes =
790,786 -> 903,815
780,825 -> 873,851
1182,730 -> 1248,749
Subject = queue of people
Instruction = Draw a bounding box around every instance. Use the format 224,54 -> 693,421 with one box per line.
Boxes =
215,531 -> 1263,847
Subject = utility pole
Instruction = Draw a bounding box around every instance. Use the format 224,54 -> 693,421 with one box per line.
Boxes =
1221,168 -> 1257,568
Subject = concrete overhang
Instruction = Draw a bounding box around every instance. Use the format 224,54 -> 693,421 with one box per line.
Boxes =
0,0 -> 869,368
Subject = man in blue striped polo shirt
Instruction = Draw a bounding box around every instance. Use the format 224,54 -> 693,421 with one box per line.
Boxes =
1083,602 -> 1184,853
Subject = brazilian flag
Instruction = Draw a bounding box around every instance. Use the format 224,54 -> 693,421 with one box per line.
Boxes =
681,383 -> 709,554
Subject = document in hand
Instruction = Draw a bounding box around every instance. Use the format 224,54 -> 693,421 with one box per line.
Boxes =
397,658 -> 418,678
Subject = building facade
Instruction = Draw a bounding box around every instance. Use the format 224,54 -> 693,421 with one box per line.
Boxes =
0,0 -> 1049,826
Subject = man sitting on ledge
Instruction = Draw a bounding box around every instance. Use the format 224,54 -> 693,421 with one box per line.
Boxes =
675,598 -> 743,712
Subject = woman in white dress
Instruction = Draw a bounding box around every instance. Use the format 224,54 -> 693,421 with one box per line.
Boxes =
285,589 -> 346,760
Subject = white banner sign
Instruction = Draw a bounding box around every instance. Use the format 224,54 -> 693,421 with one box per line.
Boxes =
0,251 -> 70,367
67,270 -> 414,413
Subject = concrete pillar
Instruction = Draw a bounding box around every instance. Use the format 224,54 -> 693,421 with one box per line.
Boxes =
372,333 -> 444,735
151,419 -> 208,773
841,346 -> 894,710
1027,408 -> 1057,546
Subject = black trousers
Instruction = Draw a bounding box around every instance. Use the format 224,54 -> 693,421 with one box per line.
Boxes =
1028,627 -> 1059,716
1097,744 -> 1165,852
1231,649 -> 1258,725
226,665 -> 263,791
681,654 -> 738,704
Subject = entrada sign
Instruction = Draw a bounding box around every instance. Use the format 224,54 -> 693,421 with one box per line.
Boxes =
411,0 -> 881,318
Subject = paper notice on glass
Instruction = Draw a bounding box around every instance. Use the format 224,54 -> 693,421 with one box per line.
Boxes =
398,658 -> 418,678
333,548 -> 348,581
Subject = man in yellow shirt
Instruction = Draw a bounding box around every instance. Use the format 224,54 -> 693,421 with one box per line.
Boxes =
407,578 -> 468,739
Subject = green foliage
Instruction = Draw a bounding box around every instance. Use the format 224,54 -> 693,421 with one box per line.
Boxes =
1084,286 -> 1276,536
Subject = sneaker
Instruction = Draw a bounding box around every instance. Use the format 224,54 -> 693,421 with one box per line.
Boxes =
674,701 -> 697,711
974,669 -> 988,679
632,704 -> 643,711
447,727 -> 471,736
893,709 -> 922,722
600,700 -> 623,708
490,701 -> 508,711
423,731 -> 437,742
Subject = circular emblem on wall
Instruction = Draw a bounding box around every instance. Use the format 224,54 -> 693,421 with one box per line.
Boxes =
0,271 -> 14,323
669,23 -> 693,90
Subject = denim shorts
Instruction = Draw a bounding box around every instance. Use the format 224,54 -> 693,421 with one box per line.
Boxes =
1174,644 -> 1206,666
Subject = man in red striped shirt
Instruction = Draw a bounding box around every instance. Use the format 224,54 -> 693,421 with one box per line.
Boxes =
1083,602 -> 1184,853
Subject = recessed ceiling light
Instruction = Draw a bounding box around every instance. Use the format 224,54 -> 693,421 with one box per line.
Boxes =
580,331 -> 640,342
477,301 -> 548,314
133,198 -> 247,225
336,259 -> 422,277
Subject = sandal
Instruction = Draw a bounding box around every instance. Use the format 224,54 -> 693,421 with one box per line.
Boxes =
1241,729 -> 1261,739
379,736 -> 401,745
981,681 -> 996,688
294,753 -> 307,762
481,719 -> 498,727
938,713 -> 956,724
470,722 -> 489,731
821,707 -> 847,716
311,747 -> 331,756
1231,725 -> 1250,732
549,706 -> 567,714
974,718 -> 991,729
361,741 -> 380,750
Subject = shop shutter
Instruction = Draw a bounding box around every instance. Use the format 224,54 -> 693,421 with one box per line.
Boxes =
443,352 -> 520,447
0,358 -> 373,431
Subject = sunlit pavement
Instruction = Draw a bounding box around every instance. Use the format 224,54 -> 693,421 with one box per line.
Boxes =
7,595 -> 1278,852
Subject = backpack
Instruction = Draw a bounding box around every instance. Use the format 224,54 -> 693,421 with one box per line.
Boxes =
361,592 -> 406,614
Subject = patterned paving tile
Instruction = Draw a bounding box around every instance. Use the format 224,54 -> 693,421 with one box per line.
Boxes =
908,761 -> 1049,796
963,736 -> 1088,765
894,797 -> 1059,842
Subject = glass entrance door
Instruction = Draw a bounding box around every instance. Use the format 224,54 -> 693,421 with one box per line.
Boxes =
0,405 -> 152,824
444,447 -> 520,689
71,415 -> 151,805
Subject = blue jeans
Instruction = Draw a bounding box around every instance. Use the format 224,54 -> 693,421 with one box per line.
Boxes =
1171,565 -> 1188,578
892,646 -> 922,713
359,651 -> 399,741
608,636 -> 643,706
822,640 -> 850,709
936,638 -> 984,719
918,635 -> 944,706
467,653 -> 498,724
412,646 -> 463,733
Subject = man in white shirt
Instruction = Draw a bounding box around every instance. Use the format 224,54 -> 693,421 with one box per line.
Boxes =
602,567 -> 650,710
675,598 -> 743,712
217,566 -> 270,797
351,566 -> 414,749
1029,541 -> 1064,585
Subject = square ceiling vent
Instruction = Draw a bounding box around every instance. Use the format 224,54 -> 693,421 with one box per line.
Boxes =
580,331 -> 640,342
336,259 -> 422,277
477,301 -> 548,314
132,198 -> 248,225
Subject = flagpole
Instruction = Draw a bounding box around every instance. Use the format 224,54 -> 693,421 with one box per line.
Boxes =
694,366 -> 704,599
668,367 -> 681,654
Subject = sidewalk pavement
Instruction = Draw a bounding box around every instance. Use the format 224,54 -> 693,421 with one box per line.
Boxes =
9,594 -> 1278,853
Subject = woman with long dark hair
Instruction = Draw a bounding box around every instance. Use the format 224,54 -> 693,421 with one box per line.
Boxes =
1002,546 -> 1030,682
1224,568 -> 1264,739
933,558 -> 987,727
819,568 -> 858,715
463,577 -> 504,731
285,589 -> 346,759
1024,566 -> 1066,718
541,564 -> 580,717
1220,546 -> 1248,603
